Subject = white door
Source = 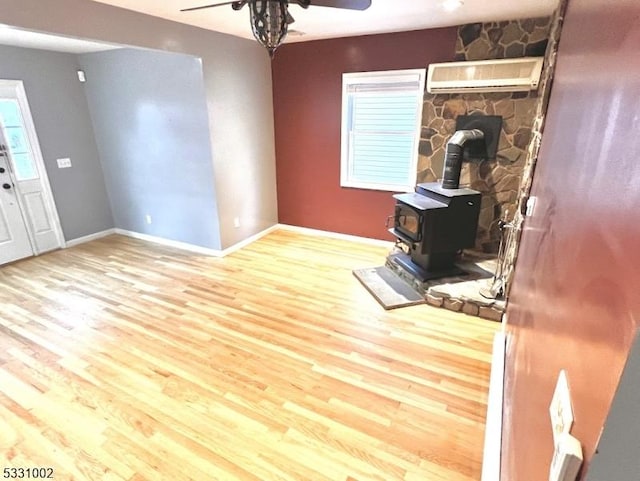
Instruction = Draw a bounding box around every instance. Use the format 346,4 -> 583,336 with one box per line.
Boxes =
0,145 -> 33,264
0,80 -> 64,264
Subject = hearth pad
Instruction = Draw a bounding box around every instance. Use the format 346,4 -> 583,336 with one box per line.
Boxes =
353,266 -> 425,310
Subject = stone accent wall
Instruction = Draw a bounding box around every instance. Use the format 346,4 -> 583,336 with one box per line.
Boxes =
418,17 -> 552,253
455,18 -> 551,61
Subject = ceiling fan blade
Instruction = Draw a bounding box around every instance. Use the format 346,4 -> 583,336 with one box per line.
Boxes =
180,1 -> 244,12
308,0 -> 371,10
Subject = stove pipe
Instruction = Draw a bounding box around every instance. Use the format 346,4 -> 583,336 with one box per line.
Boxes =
441,129 -> 485,189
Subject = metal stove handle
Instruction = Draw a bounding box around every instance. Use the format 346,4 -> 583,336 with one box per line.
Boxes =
385,215 -> 394,228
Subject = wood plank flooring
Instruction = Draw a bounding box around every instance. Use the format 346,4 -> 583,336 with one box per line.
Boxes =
0,230 -> 498,481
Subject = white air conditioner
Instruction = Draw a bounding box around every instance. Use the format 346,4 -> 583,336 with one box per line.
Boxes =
426,57 -> 544,94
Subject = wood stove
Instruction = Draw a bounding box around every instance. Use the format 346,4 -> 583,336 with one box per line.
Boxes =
390,183 -> 481,281
389,117 -> 502,281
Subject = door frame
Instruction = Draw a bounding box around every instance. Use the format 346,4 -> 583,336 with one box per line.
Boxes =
0,145 -> 35,263
0,79 -> 65,252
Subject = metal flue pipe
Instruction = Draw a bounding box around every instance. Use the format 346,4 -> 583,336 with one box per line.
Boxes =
441,129 -> 484,189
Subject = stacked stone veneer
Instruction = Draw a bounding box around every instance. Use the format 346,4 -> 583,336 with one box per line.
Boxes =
417,17 -> 551,253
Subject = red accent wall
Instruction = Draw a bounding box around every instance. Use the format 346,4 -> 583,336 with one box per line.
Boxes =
272,28 -> 457,239
502,0 -> 640,479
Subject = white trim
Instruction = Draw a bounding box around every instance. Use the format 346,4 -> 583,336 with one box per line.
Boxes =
113,224 -> 279,258
66,224 -> 388,256
218,224 -> 279,257
340,68 -> 425,193
65,228 -> 116,247
340,179 -> 414,193
482,331 -> 506,481
277,224 -> 394,248
114,229 -> 224,256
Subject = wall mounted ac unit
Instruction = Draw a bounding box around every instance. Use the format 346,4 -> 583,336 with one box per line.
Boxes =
426,57 -> 544,94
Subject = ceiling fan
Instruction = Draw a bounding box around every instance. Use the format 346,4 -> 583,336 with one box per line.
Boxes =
181,0 -> 372,57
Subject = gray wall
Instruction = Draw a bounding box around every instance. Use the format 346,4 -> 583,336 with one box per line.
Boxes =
587,330 -> 640,480
79,48 -> 220,249
0,45 -> 114,241
0,0 -> 278,249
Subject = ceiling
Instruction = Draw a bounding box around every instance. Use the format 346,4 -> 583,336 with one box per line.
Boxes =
0,25 -> 121,54
0,0 -> 559,54
89,0 -> 559,43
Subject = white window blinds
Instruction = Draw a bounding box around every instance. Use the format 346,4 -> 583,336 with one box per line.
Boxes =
340,69 -> 426,192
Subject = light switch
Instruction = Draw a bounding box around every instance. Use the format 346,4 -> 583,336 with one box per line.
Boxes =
549,370 -> 574,445
526,196 -> 537,216
57,158 -> 72,169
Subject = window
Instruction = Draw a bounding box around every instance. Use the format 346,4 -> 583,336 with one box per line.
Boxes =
340,69 -> 426,192
0,99 -> 39,181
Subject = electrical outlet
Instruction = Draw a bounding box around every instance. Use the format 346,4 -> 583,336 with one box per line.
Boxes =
56,158 -> 72,169
549,370 -> 574,445
145,215 -> 152,224
233,217 -> 240,228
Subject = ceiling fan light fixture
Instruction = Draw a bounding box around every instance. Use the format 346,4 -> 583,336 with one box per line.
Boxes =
442,0 -> 464,12
181,0 -> 372,58
249,0 -> 289,57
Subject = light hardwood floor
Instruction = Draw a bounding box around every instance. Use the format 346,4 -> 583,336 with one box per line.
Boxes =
0,230 -> 498,481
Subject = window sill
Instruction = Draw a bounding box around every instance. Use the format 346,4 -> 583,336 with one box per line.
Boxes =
340,181 -> 414,193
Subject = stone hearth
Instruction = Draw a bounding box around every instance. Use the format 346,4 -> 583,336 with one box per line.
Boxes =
386,250 -> 505,322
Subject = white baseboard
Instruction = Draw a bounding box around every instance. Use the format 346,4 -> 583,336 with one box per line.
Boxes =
114,229 -> 224,256
113,224 -> 279,258
66,224 -> 385,257
65,228 -> 116,247
482,331 -> 506,481
219,224 -> 279,256
277,224 -> 394,248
